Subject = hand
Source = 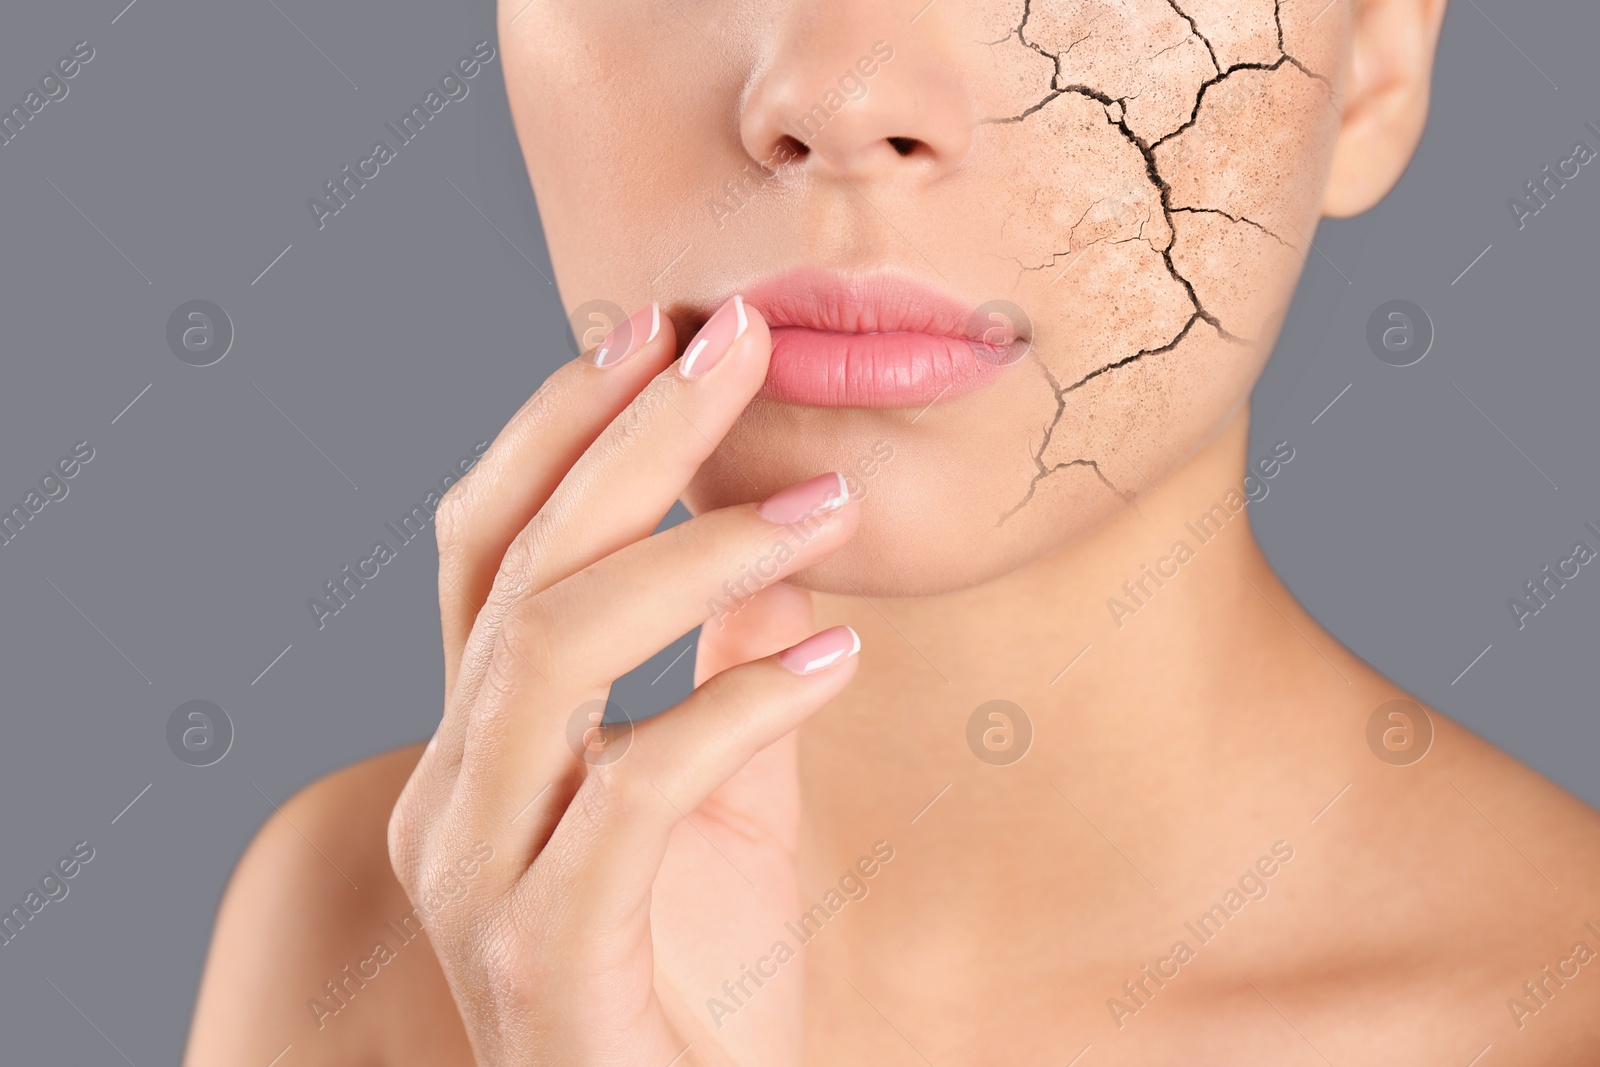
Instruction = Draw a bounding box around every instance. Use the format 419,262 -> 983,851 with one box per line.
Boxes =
388,296 -> 862,1067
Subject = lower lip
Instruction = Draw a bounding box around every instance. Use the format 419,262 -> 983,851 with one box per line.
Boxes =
759,327 -> 1015,409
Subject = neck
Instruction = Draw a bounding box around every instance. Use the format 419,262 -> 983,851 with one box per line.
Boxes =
798,413 -> 1371,918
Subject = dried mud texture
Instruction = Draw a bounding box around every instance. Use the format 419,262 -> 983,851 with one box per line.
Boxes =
979,0 -> 1337,522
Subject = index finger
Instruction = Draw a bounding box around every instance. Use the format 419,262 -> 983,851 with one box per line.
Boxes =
436,302 -> 676,687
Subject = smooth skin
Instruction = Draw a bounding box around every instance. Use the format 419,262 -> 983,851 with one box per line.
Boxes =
184,0 -> 1600,1064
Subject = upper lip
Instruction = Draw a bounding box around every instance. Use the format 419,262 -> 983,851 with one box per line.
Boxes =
734,268 -> 1024,346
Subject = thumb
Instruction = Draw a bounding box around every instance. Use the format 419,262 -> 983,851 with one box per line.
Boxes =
691,582 -> 818,851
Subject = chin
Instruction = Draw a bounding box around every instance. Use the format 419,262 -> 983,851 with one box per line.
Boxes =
685,408 -> 1128,599
777,535 -> 1018,599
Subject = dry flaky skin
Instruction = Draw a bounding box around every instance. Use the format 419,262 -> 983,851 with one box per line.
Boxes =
974,0 -> 1341,524
1029,0 -> 1218,143
1177,0 -> 1282,68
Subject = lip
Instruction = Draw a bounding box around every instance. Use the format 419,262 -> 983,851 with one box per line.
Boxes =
734,269 -> 1026,409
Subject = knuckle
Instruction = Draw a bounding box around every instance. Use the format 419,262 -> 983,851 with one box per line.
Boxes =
412,854 -> 464,920
385,806 -> 418,884
488,529 -> 543,610
481,600 -> 556,703
602,376 -> 671,456
432,480 -> 475,556
387,792 -> 470,885
386,793 -> 432,892
571,765 -> 647,831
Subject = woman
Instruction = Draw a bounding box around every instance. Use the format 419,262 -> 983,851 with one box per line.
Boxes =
185,0 -> 1600,1063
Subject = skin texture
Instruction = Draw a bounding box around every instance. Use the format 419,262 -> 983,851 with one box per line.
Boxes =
183,1 -> 1600,1065
507,0 -> 1347,594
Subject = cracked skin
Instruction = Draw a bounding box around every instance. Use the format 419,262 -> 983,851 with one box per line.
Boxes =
975,0 -> 1337,525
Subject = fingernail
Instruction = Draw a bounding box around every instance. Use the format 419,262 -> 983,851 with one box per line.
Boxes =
678,295 -> 748,379
590,302 -> 659,368
758,472 -> 849,525
780,626 -> 861,675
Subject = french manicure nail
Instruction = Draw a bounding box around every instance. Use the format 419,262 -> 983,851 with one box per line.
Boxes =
678,295 -> 748,378
758,472 -> 850,525
780,626 -> 861,675
590,302 -> 659,368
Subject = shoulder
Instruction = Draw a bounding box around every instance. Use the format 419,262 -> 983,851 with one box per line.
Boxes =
1279,692 -> 1600,1061
183,744 -> 472,1067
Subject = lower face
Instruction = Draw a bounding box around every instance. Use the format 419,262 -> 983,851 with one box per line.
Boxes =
502,0 -> 1346,596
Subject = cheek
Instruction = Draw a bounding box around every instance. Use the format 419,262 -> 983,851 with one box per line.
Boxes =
502,11 -> 724,306
958,9 -> 1340,517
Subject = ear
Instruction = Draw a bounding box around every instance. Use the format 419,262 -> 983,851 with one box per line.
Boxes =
1322,0 -> 1450,217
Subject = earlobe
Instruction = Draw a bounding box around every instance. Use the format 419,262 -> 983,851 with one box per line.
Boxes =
1321,0 -> 1450,218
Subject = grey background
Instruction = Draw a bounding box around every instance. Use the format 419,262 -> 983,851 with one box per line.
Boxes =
0,0 -> 1594,1061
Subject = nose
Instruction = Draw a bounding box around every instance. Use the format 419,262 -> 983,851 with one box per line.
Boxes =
738,16 -> 973,185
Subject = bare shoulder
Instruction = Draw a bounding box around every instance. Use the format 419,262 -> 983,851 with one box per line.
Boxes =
1271,691 -> 1600,1063
183,743 -> 472,1067
1418,716 -> 1600,1059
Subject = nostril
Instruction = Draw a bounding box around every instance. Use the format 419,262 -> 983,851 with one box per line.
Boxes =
773,133 -> 809,161
887,136 -> 919,157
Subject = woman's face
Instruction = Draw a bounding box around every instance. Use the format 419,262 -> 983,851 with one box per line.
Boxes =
500,0 -> 1347,596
